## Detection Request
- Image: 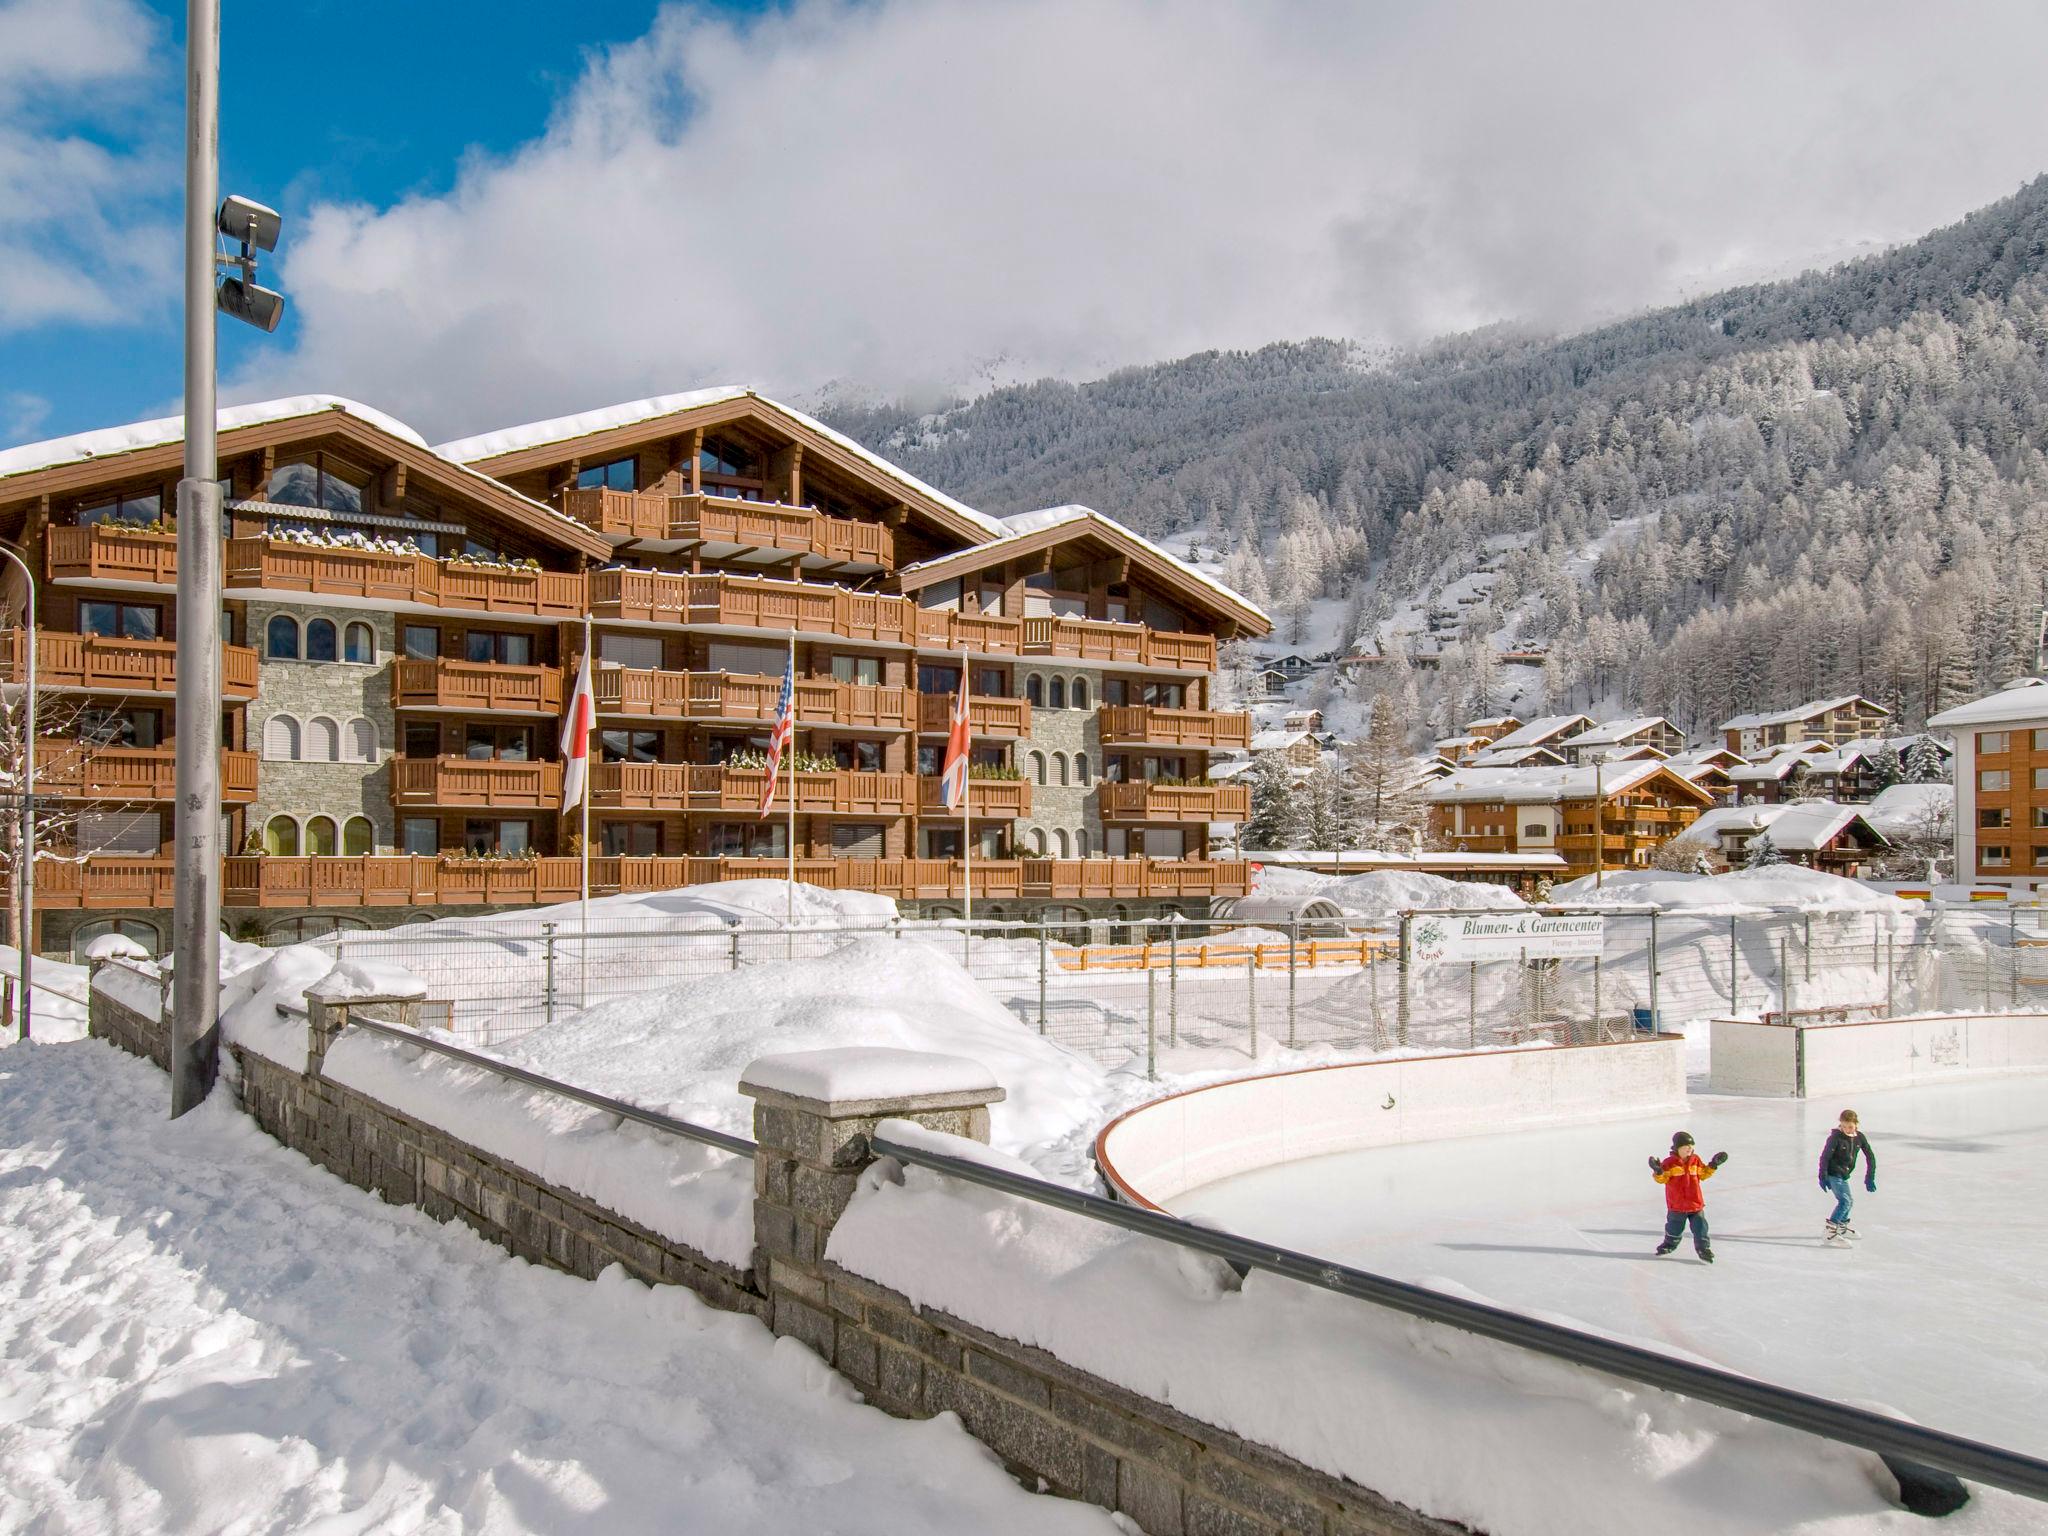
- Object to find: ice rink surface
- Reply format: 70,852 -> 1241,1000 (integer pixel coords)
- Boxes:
1175,1073 -> 2048,1458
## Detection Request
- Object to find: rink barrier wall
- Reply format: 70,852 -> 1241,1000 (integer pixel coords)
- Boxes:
87,970 -> 1456,1536
1094,1035 -> 1689,1209
1711,1011 -> 2048,1097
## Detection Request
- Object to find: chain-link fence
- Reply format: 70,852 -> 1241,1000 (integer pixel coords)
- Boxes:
287,901 -> 2048,1064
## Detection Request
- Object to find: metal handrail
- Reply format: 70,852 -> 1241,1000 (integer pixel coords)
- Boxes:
279,1003 -> 757,1157
870,1131 -> 2048,1506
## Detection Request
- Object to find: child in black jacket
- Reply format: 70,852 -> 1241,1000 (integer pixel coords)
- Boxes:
1819,1109 -> 1876,1242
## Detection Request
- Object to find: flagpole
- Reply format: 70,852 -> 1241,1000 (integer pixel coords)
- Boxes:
962,676 -> 973,941
580,614 -> 592,935
786,629 -> 796,929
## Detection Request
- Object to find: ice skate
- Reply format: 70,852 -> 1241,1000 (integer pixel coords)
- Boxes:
1696,1248 -> 1714,1263
1654,1239 -> 1678,1256
1835,1224 -> 1859,1241
1824,1222 -> 1847,1243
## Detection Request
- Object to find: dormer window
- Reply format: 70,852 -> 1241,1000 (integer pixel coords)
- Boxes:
576,457 -> 637,492
269,453 -> 366,515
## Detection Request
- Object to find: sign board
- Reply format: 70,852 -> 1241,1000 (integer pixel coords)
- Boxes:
1409,911 -> 1604,964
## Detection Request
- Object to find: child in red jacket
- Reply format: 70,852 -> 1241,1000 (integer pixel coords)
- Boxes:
1649,1131 -> 1727,1262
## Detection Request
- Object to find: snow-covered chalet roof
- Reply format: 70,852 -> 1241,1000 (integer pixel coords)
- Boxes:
1466,745 -> 1565,769
1425,760 -> 1690,805
1863,782 -> 1954,838
1483,714 -> 1594,752
1928,678 -> 2048,729
1720,695 -> 1889,731
433,386 -> 1005,538
1676,801 -> 1884,853
1556,716 -> 1676,749
1250,730 -> 1311,752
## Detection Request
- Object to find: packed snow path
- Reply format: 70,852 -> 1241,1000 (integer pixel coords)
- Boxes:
0,1039 -> 1115,1535
1179,1075 -> 2048,1459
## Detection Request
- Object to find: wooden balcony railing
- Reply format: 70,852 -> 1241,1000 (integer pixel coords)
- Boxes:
588,570 -> 919,646
1097,705 -> 1250,750
1021,616 -> 1216,671
558,487 -> 671,541
225,539 -> 584,617
916,775 -> 1031,818
46,524 -> 180,585
595,668 -> 915,729
681,766 -> 919,816
36,745 -> 257,802
1096,780 -> 1251,823
0,629 -> 258,698
36,856 -> 179,909
913,608 -> 1025,656
391,659 -> 565,714
916,692 -> 1032,737
670,494 -> 896,570
390,756 -> 562,809
1019,858 -> 1254,900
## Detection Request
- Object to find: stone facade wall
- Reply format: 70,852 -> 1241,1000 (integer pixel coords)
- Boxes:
246,600 -> 397,854
83,985 -> 1441,1536
1018,663 -> 1105,861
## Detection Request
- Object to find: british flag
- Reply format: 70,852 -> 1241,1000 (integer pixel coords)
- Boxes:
939,674 -> 971,812
757,654 -> 796,817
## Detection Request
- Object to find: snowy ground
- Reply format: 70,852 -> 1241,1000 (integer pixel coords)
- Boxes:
1176,1074 -> 2048,1459
0,1038 -> 1115,1535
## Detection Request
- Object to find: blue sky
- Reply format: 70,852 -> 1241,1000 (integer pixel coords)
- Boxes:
5,0 -> 2048,450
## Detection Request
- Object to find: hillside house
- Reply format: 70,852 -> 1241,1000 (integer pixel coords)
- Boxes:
1424,761 -> 1715,878
1929,678 -> 2048,891
1674,802 -> 1891,877
1556,717 -> 1687,763
1720,695 -> 1893,755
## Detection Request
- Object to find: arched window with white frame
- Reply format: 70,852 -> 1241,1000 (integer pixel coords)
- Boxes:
1071,677 -> 1089,709
1054,751 -> 1070,786
344,622 -> 374,664
306,816 -> 338,856
1025,674 -> 1043,707
342,816 -> 373,856
306,618 -> 338,663
266,615 -> 300,660
262,713 -> 301,761
1029,750 -> 1047,785
1049,676 -> 1067,710
306,715 -> 341,763
1075,752 -> 1090,785
1030,827 -> 1047,855
1054,828 -> 1071,857
263,815 -> 299,856
345,717 -> 378,763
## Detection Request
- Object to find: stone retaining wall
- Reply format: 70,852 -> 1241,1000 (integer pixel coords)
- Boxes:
88,978 -> 1460,1536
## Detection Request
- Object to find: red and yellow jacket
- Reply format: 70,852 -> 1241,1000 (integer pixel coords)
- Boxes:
1653,1152 -> 1715,1213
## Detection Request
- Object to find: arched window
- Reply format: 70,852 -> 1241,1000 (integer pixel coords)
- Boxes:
1076,829 -> 1089,856
1030,828 -> 1047,855
1029,750 -> 1046,785
1025,674 -> 1043,707
345,717 -> 377,763
70,917 -> 162,961
262,713 -> 301,761
1075,752 -> 1090,785
1072,677 -> 1089,709
342,816 -> 373,856
1054,829 -> 1071,857
306,716 -> 340,763
306,618 -> 338,662
265,614 -> 300,660
306,816 -> 338,856
1049,676 -> 1067,710
263,815 -> 299,856
344,622 -> 374,664
1054,752 -> 1070,786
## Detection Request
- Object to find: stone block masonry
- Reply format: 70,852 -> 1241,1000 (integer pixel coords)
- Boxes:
87,984 -> 1460,1536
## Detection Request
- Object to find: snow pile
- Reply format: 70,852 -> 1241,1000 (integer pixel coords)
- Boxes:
0,946 -> 91,1041
500,938 -> 1105,1168
833,1128 -> 2036,1536
1552,866 -> 1913,914
303,958 -> 430,1004
436,878 -> 902,932
1317,870 -> 1527,918
741,1047 -> 998,1104
82,932 -> 149,962
87,959 -> 161,1023
1864,783 -> 1952,839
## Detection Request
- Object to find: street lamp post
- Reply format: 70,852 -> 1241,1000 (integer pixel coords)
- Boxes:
0,549 -> 34,1040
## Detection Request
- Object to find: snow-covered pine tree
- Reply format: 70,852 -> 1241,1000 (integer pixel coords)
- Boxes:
1867,743 -> 1905,792
1743,831 -> 1785,869
1245,754 -> 1302,850
1904,736 -> 1950,784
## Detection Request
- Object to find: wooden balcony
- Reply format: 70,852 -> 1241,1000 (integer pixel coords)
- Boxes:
596,668 -> 915,730
588,570 -> 917,646
225,539 -> 584,617
36,745 -> 257,803
1098,705 -> 1249,750
1022,616 -> 1215,672
558,487 -> 671,541
36,856 -> 178,909
392,659 -> 565,714
916,692 -> 1032,737
916,775 -> 1031,818
1097,780 -> 1251,823
390,756 -> 562,809
46,524 -> 179,586
1020,858 -> 1254,900
680,766 -> 919,816
0,629 -> 258,699
669,494 -> 895,570
914,608 -> 1024,656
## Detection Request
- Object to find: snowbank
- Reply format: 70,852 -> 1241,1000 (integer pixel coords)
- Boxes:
1551,866 -> 1912,914
1251,864 -> 1526,919
1864,783 -> 1952,839
423,878 -> 901,933
500,938 -> 1105,1168
217,944 -> 421,1073
0,946 -> 91,1041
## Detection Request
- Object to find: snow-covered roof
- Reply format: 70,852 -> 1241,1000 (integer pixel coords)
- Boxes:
1928,678 -> 2048,729
900,503 -> 1273,632
1483,713 -> 1593,752
433,386 -> 1005,538
0,395 -> 428,481
1425,760 -> 1685,805
1863,782 -> 1954,838
1720,695 -> 1889,731
1248,849 -> 1567,870
1434,735 -> 1483,749
1465,745 -> 1566,769
1464,715 -> 1521,731
1727,753 -> 1816,783
1250,730 -> 1311,751
0,394 -> 603,550
1556,716 -> 1675,749
1676,801 -> 1883,853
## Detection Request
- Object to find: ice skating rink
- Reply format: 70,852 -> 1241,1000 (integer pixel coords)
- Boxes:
1174,1073 -> 2048,1456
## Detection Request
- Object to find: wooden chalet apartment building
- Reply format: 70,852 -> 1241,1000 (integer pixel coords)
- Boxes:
0,390 -> 1267,955
1425,760 -> 1716,879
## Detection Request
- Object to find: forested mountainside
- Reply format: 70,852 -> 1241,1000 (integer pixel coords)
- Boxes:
825,177 -> 2048,735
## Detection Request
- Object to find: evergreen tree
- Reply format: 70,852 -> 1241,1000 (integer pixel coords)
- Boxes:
1245,754 -> 1301,850
1867,743 -> 1905,791
1904,736 -> 1950,784
1743,831 -> 1785,869
1298,764 -> 1347,850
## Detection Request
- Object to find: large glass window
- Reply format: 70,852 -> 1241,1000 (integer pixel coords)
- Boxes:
342,817 -> 373,856
918,664 -> 961,696
344,623 -> 374,664
466,630 -> 534,666
403,721 -> 440,759
699,439 -> 753,479
601,821 -> 660,856
600,729 -> 660,763
76,491 -> 162,527
1980,731 -> 2012,754
463,818 -> 531,855
269,454 -> 365,514
81,601 -> 162,640
80,708 -> 160,749
265,614 -> 300,659
306,617 -> 338,662
832,655 -> 883,686
576,457 -> 638,492
401,817 -> 438,855
706,822 -> 786,857
833,740 -> 883,772
972,667 -> 1005,697
464,723 -> 532,761
403,624 -> 439,660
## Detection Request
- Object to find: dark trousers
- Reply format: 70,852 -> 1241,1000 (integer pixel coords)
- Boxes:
1662,1209 -> 1710,1250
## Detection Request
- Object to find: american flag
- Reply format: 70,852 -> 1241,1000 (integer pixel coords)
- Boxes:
757,653 -> 796,817
939,673 -> 971,811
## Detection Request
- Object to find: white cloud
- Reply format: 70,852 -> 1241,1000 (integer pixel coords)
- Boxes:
238,0 -> 2048,438
0,0 -> 174,331
0,389 -> 48,442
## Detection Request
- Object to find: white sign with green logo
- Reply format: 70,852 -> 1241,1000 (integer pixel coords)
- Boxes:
1409,911 -> 1605,963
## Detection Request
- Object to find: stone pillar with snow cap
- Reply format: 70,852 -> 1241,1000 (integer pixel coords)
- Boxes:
302,960 -> 429,1076
740,1047 -> 1004,1361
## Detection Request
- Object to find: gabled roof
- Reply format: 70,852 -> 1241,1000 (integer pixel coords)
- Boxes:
1425,760 -> 1713,807
1928,678 -> 2048,729
1676,801 -> 1887,853
1484,713 -> 1594,752
1466,744 -> 1567,769
0,395 -> 609,559
1250,730 -> 1312,751
434,387 -> 1003,547
1557,716 -> 1678,750
1720,695 -> 1891,731
895,505 -> 1272,636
